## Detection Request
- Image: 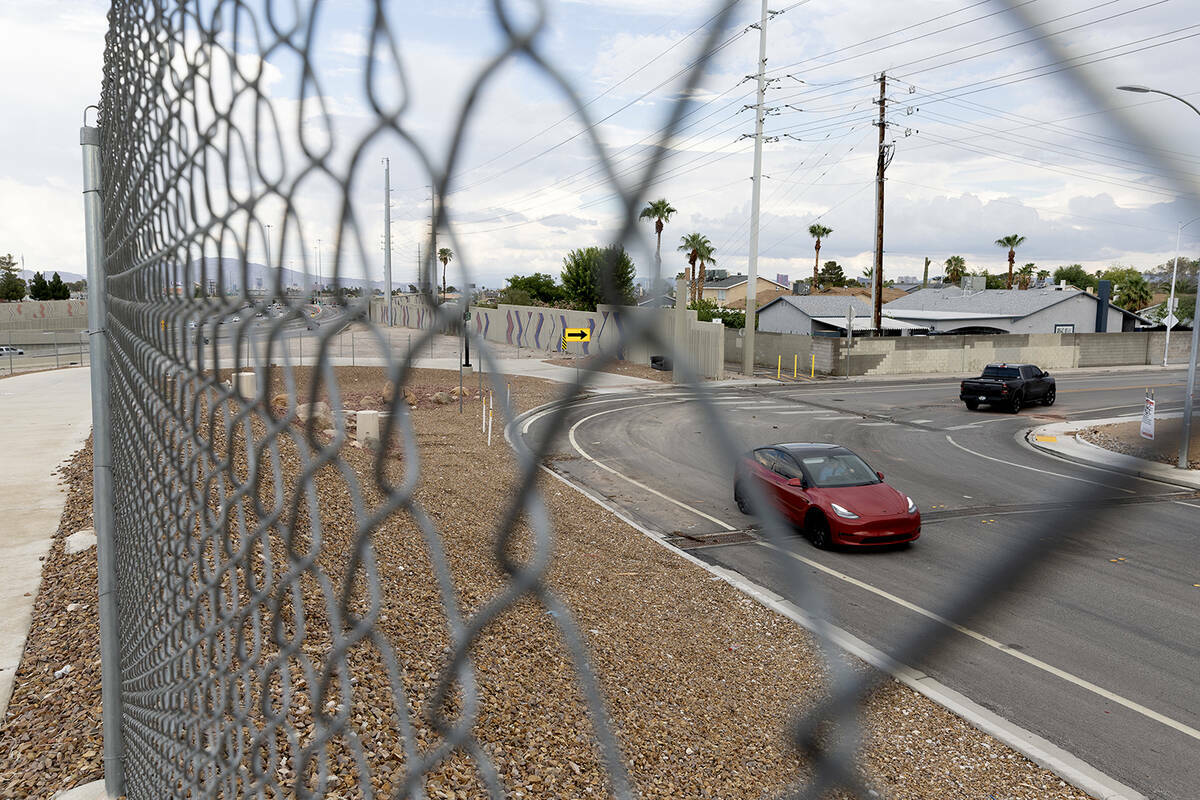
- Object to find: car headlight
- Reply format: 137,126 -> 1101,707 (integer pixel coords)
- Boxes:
907,496 -> 918,514
831,503 -> 859,519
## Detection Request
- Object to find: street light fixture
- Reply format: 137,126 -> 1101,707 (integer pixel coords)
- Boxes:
1118,84 -> 1200,469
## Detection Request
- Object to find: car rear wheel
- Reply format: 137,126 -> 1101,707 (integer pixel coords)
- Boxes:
1007,392 -> 1023,414
807,513 -> 832,549
1042,387 -> 1056,406
733,481 -> 751,515
964,400 -> 979,411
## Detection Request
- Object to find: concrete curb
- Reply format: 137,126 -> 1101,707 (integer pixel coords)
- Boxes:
51,780 -> 110,799
1025,413 -> 1200,491
507,404 -> 1147,800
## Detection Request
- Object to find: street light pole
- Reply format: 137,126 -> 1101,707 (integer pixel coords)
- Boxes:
1118,85 -> 1200,468
1163,215 -> 1200,367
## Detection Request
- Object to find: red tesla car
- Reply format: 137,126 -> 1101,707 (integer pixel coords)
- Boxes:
734,443 -> 920,548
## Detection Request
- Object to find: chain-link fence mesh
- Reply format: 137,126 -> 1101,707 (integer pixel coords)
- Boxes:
89,1 -> 1196,798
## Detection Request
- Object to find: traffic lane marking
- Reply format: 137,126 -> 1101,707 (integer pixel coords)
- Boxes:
945,435 -> 1136,494
760,540 -> 1200,744
1066,402 -> 1182,416
1059,382 -> 1183,394
567,403 -> 737,532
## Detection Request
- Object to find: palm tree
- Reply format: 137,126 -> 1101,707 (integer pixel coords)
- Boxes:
678,233 -> 715,303
1037,269 -> 1051,284
639,199 -> 677,287
1116,274 -> 1153,311
1016,262 -> 1035,290
437,248 -> 453,302
944,255 -> 967,285
808,223 -> 833,290
994,234 -> 1027,289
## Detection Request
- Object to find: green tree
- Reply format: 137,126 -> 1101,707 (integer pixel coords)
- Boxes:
48,272 -> 70,300
994,234 -> 1026,289
0,254 -> 25,301
1036,269 -> 1051,284
677,233 -> 715,303
944,255 -> 967,285
1016,262 -> 1036,290
28,271 -> 50,300
561,245 -> 636,311
808,223 -> 833,290
1110,273 -> 1153,311
638,198 -> 677,282
437,248 -> 453,303
688,298 -> 745,329
504,272 -> 564,305
1053,264 -> 1098,291
818,260 -> 848,287
971,269 -> 1006,290
497,287 -> 532,306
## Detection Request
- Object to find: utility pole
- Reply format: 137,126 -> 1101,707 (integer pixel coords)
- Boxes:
430,187 -> 438,303
315,237 -> 322,298
383,158 -> 393,326
742,0 -> 770,377
922,256 -> 930,288
872,72 -> 890,332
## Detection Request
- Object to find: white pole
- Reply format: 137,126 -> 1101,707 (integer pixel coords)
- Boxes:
741,0 -> 769,377
1163,221 -> 1181,367
383,157 -> 393,326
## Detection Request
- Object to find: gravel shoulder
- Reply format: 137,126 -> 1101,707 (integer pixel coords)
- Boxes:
1079,416 -> 1200,470
543,357 -> 674,383
0,366 -> 1096,799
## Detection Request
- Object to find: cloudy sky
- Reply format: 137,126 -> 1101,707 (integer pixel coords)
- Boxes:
2,0 -> 1199,291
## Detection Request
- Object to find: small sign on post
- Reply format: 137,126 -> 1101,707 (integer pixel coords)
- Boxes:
1140,389 -> 1156,440
563,327 -> 590,343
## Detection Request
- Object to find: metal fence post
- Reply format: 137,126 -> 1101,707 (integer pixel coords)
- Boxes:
81,120 -> 125,796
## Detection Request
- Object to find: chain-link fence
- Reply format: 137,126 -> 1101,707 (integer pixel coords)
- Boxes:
82,1 -> 1196,798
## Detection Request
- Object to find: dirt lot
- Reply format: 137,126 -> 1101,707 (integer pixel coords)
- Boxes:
543,356 -> 673,383
0,366 -> 1094,799
1080,416 -> 1200,470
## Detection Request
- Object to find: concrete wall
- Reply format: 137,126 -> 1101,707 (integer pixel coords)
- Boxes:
0,300 -> 89,331
726,328 -> 814,374
372,295 -> 725,378
731,328 -> 1195,376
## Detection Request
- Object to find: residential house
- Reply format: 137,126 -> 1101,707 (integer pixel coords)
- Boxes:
701,274 -> 789,308
756,294 -> 925,336
882,287 -> 1144,334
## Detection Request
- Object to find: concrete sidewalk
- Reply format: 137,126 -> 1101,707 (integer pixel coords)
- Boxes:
0,368 -> 93,716
1025,412 -> 1200,491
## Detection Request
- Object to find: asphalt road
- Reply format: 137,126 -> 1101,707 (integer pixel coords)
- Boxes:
520,368 -> 1199,800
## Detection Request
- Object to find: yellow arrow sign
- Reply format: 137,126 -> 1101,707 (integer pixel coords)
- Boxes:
563,327 -> 590,342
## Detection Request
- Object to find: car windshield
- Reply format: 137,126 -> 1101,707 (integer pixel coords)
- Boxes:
800,454 -> 880,488
982,366 -> 1020,379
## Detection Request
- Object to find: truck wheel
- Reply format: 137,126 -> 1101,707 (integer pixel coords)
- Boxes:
964,400 -> 979,411
1042,387 -> 1056,406
1007,393 -> 1023,414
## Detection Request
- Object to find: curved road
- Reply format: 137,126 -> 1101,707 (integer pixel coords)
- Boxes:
520,368 -> 1198,800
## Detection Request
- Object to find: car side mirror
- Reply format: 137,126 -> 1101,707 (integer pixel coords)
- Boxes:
1042,370 -> 1050,376
787,477 -> 807,488
876,471 -> 885,480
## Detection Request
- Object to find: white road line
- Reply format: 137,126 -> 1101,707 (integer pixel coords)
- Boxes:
733,405 -> 795,411
945,418 -> 1013,431
945,435 -> 1135,494
1175,501 -> 1200,510
567,405 -> 737,532
772,410 -> 829,415
910,418 -> 933,424
815,416 -> 848,421
858,421 -> 894,426
1067,402 -> 1183,416
761,540 -> 1200,744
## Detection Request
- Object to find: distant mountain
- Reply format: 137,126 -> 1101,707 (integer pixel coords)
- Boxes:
191,257 -> 385,292
19,269 -> 85,283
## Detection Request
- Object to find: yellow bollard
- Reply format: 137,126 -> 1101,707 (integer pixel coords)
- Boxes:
793,354 -> 797,378
776,355 -> 781,379
811,353 -> 816,378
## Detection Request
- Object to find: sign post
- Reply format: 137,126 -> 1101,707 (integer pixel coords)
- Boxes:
1140,389 -> 1156,440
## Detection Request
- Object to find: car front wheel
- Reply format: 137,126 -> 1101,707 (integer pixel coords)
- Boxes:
734,481 -> 751,515
807,512 -> 832,549
1042,387 -> 1056,406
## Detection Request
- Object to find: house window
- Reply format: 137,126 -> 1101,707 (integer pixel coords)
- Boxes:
1053,324 -> 1074,334
717,289 -> 726,301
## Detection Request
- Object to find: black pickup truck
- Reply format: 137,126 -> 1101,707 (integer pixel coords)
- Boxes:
960,363 -> 1056,413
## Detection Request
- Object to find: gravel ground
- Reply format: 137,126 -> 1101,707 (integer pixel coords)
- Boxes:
1079,417 -> 1200,470
0,366 -> 1096,799
543,357 -> 674,383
